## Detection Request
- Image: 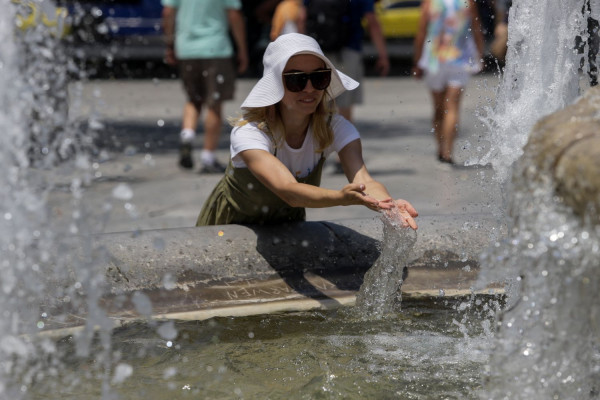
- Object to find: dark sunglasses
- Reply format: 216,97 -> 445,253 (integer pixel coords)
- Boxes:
282,69 -> 332,92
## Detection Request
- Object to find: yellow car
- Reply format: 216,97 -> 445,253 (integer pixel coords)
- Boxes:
12,0 -> 70,38
374,0 -> 422,39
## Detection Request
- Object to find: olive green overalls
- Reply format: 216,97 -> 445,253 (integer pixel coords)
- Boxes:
196,154 -> 326,226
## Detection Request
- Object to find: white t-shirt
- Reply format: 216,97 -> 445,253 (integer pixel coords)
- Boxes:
230,114 -> 360,178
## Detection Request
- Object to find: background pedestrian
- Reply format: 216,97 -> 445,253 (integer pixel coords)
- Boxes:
162,0 -> 248,172
412,0 -> 484,165
270,0 -> 305,40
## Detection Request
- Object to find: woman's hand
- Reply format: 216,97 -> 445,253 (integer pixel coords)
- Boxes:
385,199 -> 419,230
341,183 -> 394,210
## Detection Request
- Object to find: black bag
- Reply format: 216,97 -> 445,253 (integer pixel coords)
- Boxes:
305,0 -> 351,52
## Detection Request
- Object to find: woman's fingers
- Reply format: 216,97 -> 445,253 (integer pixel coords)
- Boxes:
395,199 -> 419,217
385,207 -> 418,230
342,186 -> 416,217
381,199 -> 419,230
342,184 -> 387,209
402,212 -> 418,230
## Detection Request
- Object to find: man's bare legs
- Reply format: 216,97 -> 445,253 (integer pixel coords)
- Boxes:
179,100 -> 225,172
431,86 -> 463,163
203,103 -> 222,153
182,101 -> 200,133
179,101 -> 201,169
200,103 -> 225,171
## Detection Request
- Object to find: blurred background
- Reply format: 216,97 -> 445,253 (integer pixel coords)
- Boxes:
14,0 -> 498,79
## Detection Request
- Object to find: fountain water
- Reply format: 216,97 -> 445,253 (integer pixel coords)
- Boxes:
0,2 -> 117,398
475,0 -> 600,398
1,0 -> 599,398
354,213 -> 417,317
475,0 -> 590,181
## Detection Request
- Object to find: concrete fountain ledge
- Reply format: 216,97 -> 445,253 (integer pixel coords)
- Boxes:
524,85 -> 600,221
41,214 -> 505,337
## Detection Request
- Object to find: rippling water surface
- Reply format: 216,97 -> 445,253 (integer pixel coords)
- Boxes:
30,296 -> 501,399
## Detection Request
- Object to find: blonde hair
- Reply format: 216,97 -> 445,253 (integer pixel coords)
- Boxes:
230,90 -> 337,153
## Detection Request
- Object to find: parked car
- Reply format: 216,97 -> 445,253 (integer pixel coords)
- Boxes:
64,0 -> 164,62
374,0 -> 421,39
374,0 -> 496,40
12,0 -> 70,38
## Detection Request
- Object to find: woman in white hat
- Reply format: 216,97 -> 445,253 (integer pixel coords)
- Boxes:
197,33 -> 418,229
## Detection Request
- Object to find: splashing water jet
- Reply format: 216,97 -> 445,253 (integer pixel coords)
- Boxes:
476,0 -> 600,398
0,3 -> 115,398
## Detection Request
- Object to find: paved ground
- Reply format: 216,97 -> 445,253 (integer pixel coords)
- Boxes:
60,72 -> 504,234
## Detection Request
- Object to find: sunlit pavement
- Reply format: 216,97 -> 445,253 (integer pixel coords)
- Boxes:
62,73 -> 504,234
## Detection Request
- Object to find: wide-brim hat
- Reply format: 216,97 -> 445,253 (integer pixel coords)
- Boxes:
241,33 -> 359,109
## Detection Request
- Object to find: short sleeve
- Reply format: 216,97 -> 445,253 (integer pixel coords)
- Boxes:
328,114 -> 361,156
224,0 -> 242,10
230,123 -> 274,167
161,0 -> 178,7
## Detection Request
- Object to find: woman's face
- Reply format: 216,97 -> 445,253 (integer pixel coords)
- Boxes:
280,54 -> 328,117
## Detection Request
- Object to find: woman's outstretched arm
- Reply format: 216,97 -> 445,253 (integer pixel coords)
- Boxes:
239,148 -> 388,210
338,139 -> 419,229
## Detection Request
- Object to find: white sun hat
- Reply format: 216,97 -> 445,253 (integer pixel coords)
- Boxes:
240,33 -> 359,109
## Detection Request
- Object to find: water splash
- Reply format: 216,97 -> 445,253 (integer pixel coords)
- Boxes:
355,213 -> 417,317
475,0 -> 589,183
475,1 -> 600,398
479,152 -> 600,399
0,2 -> 113,398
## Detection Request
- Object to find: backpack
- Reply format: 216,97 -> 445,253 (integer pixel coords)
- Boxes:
305,0 -> 351,52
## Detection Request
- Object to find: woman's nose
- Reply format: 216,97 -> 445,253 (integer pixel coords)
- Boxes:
303,79 -> 316,92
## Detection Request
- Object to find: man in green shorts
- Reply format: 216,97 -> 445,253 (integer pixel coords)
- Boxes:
162,0 -> 248,172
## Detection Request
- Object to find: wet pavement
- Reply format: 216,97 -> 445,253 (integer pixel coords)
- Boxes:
63,73 -> 504,234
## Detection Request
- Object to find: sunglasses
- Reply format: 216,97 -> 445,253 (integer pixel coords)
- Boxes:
282,69 -> 332,92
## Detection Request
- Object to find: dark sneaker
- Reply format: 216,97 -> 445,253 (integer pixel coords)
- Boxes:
179,143 -> 194,169
438,155 -> 455,165
199,159 -> 226,174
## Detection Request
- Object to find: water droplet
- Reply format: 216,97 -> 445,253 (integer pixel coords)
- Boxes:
132,292 -> 153,316
163,367 -> 177,379
157,321 -> 178,340
112,183 -> 133,200
111,363 -> 133,385
163,273 -> 176,290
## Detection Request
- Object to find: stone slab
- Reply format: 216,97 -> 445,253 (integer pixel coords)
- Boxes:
38,214 -> 505,338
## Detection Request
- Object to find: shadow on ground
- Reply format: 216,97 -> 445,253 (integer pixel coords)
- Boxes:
90,117 -> 433,155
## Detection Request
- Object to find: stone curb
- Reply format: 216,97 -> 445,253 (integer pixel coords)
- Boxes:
92,213 -> 504,294
36,213 -> 506,337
